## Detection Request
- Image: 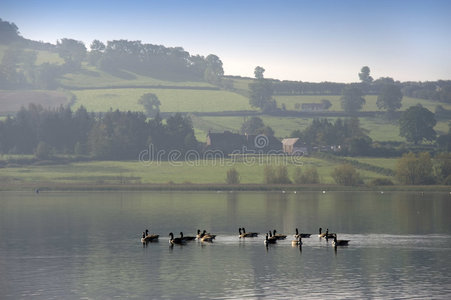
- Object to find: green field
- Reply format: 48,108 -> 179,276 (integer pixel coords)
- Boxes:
72,88 -> 253,113
274,94 -> 451,112
0,156 -> 392,187
60,64 -> 216,89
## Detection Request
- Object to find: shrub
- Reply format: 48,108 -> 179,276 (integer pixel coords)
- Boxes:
331,164 -> 362,186
396,152 -> 435,185
35,142 -> 53,160
264,165 -> 291,184
293,166 -> 319,184
226,168 -> 240,184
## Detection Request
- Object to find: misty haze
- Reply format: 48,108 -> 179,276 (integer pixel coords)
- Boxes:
1,1 -> 451,299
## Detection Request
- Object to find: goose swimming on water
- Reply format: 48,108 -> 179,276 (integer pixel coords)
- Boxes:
294,228 -> 311,239
169,232 -> 186,245
332,234 -> 350,247
239,227 -> 258,238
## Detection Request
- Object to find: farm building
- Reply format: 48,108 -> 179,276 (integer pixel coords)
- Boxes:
281,138 -> 308,155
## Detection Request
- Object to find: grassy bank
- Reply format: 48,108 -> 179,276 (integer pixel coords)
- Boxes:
0,156 -> 394,189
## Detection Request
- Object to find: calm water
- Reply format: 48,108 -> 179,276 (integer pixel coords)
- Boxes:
1,190 -> 451,299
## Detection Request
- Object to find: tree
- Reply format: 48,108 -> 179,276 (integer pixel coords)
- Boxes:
340,86 -> 365,113
35,141 -> 53,160
396,152 -> 434,185
358,66 -> 373,83
331,164 -> 362,186
254,66 -> 265,80
264,165 -> 291,184
88,39 -> 105,66
138,93 -> 161,118
321,99 -> 332,110
248,80 -> 276,112
377,84 -> 403,116
57,38 -> 87,70
434,152 -> 451,184
240,117 -> 274,136
226,168 -> 240,184
204,54 -> 224,84
0,18 -> 21,44
399,104 -> 436,144
293,166 -> 319,184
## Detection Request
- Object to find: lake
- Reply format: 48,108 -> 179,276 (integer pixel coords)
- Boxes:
1,190 -> 451,299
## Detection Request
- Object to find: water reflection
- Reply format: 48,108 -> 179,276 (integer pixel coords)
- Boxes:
1,191 -> 451,299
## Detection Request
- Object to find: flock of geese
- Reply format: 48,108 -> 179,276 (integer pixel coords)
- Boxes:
141,227 -> 350,248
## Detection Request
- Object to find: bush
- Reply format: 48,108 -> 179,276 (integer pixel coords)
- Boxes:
35,142 -> 53,160
226,168 -> 240,184
331,164 -> 363,186
264,165 -> 291,184
396,152 -> 435,185
293,166 -> 319,184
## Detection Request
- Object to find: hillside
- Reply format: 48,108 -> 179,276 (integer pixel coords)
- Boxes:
1,18 -> 450,145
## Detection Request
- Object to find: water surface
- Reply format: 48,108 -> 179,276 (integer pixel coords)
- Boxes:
1,191 -> 450,299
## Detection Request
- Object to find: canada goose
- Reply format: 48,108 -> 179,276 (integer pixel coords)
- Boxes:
264,233 -> 277,244
292,236 -> 302,246
196,229 -> 203,239
180,232 -> 196,242
141,229 -> 159,243
273,229 -> 287,240
169,232 -> 186,245
318,227 -> 334,239
200,232 -> 215,242
324,228 -> 335,240
332,234 -> 350,247
239,227 -> 258,238
201,230 -> 216,240
294,228 -> 311,239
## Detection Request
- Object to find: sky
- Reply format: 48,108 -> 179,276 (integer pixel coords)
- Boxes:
1,0 -> 450,83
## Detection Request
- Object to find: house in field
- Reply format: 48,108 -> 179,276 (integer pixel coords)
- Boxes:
281,138 -> 308,155
206,131 -> 282,154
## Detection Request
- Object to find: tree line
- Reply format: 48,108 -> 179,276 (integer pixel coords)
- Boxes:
0,18 -> 224,90
0,104 -> 199,160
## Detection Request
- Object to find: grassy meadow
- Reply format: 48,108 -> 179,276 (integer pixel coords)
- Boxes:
1,46 -> 450,190
274,94 -> 451,112
60,65 -> 216,89
0,155 -> 392,189
71,88 -> 253,113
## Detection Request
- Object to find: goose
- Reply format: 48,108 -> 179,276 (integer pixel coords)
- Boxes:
169,232 -> 186,245
324,228 -> 336,240
141,229 -> 159,243
201,230 -> 216,240
332,234 -> 350,247
196,229 -> 203,239
200,233 -> 215,243
273,229 -> 287,240
239,227 -> 258,238
264,233 -> 277,244
294,228 -> 311,239
292,236 -> 302,246
318,227 -> 334,238
180,232 -> 196,242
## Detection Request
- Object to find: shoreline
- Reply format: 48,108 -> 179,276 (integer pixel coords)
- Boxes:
1,182 -> 450,192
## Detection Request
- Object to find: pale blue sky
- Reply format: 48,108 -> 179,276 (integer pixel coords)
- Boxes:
1,0 -> 450,82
